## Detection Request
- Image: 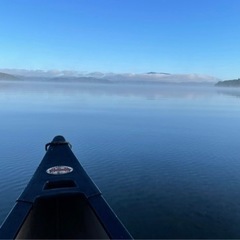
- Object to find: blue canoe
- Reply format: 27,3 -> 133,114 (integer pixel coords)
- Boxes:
0,136 -> 132,239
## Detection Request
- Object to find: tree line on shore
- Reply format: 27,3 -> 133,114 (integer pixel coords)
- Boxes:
215,78 -> 240,87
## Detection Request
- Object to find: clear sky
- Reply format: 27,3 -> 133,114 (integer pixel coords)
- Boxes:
0,0 -> 239,79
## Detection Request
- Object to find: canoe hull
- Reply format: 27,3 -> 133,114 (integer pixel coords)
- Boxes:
0,136 -> 132,239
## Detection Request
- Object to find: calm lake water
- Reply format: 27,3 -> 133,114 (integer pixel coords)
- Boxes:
1,80 -> 240,239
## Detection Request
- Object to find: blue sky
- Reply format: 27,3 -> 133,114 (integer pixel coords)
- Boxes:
0,0 -> 239,79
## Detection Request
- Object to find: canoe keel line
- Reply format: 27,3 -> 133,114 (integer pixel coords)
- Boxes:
0,136 -> 132,239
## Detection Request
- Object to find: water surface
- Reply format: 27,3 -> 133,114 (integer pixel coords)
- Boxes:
0,81 -> 240,238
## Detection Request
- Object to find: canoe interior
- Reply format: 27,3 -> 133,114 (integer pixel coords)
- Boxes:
15,193 -> 109,239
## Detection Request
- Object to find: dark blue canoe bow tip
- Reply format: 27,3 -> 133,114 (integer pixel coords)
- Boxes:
0,136 -> 132,239
53,135 -> 66,142
45,135 -> 72,151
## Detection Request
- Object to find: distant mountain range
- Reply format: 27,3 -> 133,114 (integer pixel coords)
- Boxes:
50,76 -> 111,83
0,72 -> 19,80
215,78 -> 240,87
147,72 -> 171,75
0,69 -> 220,85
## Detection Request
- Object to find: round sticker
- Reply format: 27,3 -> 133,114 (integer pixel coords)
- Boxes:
46,166 -> 73,175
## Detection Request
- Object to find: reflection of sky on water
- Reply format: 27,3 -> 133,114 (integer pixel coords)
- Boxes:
1,81 -> 240,114
217,87 -> 240,99
0,82 -> 229,106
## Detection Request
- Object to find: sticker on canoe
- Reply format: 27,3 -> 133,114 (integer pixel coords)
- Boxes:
46,166 -> 73,175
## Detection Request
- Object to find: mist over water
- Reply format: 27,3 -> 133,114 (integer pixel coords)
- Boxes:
1,81 -> 240,238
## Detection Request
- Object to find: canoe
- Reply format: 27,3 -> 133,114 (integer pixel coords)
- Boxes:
0,136 -> 132,239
